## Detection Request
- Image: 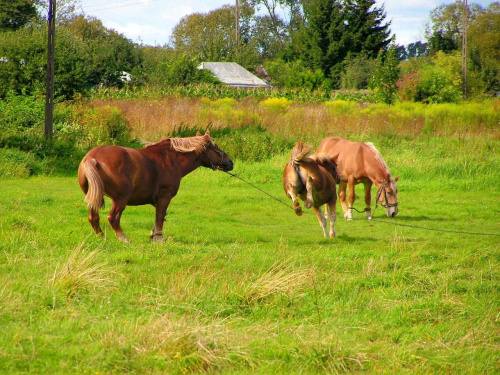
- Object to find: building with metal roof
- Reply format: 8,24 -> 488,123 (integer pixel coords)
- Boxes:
198,62 -> 270,88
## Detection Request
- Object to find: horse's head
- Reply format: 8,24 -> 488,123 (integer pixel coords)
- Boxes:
199,131 -> 234,172
377,176 -> 399,217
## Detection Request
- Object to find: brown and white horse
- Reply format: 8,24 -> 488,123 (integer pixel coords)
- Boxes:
316,137 -> 399,220
283,142 -> 340,238
78,131 -> 233,242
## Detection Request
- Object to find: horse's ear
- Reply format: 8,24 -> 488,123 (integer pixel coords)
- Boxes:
196,131 -> 202,136
203,130 -> 211,141
395,175 -> 400,181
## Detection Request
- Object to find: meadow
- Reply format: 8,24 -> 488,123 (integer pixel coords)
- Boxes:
0,96 -> 499,374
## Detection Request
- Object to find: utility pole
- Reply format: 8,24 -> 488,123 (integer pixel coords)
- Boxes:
235,0 -> 240,49
462,0 -> 468,101
45,0 -> 56,139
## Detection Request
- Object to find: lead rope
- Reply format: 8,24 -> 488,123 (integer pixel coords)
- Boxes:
223,171 -> 500,237
224,171 -> 317,214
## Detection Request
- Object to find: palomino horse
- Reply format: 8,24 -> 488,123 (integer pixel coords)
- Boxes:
316,137 -> 399,220
78,131 -> 233,242
283,142 -> 340,238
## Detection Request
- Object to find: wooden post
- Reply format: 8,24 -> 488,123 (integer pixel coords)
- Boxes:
44,0 -> 56,139
462,0 -> 468,101
235,0 -> 240,47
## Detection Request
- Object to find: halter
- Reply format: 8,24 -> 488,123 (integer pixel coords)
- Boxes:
203,142 -> 227,170
376,179 -> 398,210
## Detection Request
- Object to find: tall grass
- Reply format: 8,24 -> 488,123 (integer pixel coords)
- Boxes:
87,97 -> 499,142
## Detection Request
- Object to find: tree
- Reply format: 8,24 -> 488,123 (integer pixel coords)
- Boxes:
426,1 -> 483,53
468,2 -> 500,93
36,0 -> 82,25
0,0 -> 38,31
295,0 -> 391,86
296,0 -> 347,82
345,0 -> 392,59
170,5 -> 258,66
370,46 -> 400,104
62,16 -> 142,87
0,26 -> 87,99
247,0 -> 303,47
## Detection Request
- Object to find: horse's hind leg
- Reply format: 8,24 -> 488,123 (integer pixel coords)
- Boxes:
312,206 -> 328,237
88,209 -> 103,236
286,183 -> 303,216
108,201 -> 130,243
326,203 -> 337,238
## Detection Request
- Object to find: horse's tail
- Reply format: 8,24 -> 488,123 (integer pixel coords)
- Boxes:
80,157 -> 104,212
290,141 -> 313,167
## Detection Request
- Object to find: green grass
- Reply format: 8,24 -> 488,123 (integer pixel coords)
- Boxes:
0,136 -> 499,374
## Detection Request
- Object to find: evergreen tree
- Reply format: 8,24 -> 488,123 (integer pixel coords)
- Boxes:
296,0 -> 347,83
345,0 -> 392,58
295,0 -> 391,86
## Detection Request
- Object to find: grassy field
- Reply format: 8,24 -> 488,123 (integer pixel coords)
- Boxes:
0,134 -> 499,373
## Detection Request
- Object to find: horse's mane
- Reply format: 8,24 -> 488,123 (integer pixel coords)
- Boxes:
145,136 -> 208,154
290,142 -> 314,167
364,142 -> 388,170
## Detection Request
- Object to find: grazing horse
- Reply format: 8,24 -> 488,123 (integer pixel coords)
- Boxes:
78,131 -> 233,242
283,142 -> 340,238
316,137 -> 399,220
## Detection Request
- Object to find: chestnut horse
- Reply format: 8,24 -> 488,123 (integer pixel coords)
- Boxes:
316,137 -> 399,220
283,142 -> 340,238
78,131 -> 233,242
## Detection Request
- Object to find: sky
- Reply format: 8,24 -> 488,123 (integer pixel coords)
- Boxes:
76,0 -> 497,47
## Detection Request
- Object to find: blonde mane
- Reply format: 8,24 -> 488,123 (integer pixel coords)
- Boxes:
365,142 -> 388,171
146,136 -> 208,154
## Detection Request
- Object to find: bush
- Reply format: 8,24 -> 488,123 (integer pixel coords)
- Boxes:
0,148 -> 41,177
171,124 -> 294,162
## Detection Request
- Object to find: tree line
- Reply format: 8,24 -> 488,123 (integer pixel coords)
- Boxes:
0,0 -> 498,103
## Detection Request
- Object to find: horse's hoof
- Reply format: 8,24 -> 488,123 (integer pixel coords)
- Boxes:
150,235 -> 164,242
305,201 -> 312,209
294,209 -> 303,216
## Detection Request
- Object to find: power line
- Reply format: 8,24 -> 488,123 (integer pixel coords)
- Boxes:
83,0 -> 163,13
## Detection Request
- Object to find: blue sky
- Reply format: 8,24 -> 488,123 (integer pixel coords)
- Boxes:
77,0 -> 497,47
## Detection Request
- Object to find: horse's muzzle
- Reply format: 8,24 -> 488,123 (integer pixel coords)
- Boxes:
221,160 -> 234,172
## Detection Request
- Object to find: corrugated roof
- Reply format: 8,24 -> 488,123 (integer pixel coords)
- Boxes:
198,62 -> 270,88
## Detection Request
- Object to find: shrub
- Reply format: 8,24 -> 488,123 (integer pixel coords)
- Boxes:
259,97 -> 291,112
79,106 -> 137,149
324,100 -> 360,115
0,148 -> 41,177
415,52 -> 463,103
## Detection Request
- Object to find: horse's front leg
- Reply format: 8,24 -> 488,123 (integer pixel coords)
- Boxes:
364,182 -> 373,220
305,176 -> 315,209
151,195 -> 174,242
339,181 -> 349,219
346,177 -> 356,220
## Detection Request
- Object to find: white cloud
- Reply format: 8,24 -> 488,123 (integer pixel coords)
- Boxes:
104,20 -> 171,45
